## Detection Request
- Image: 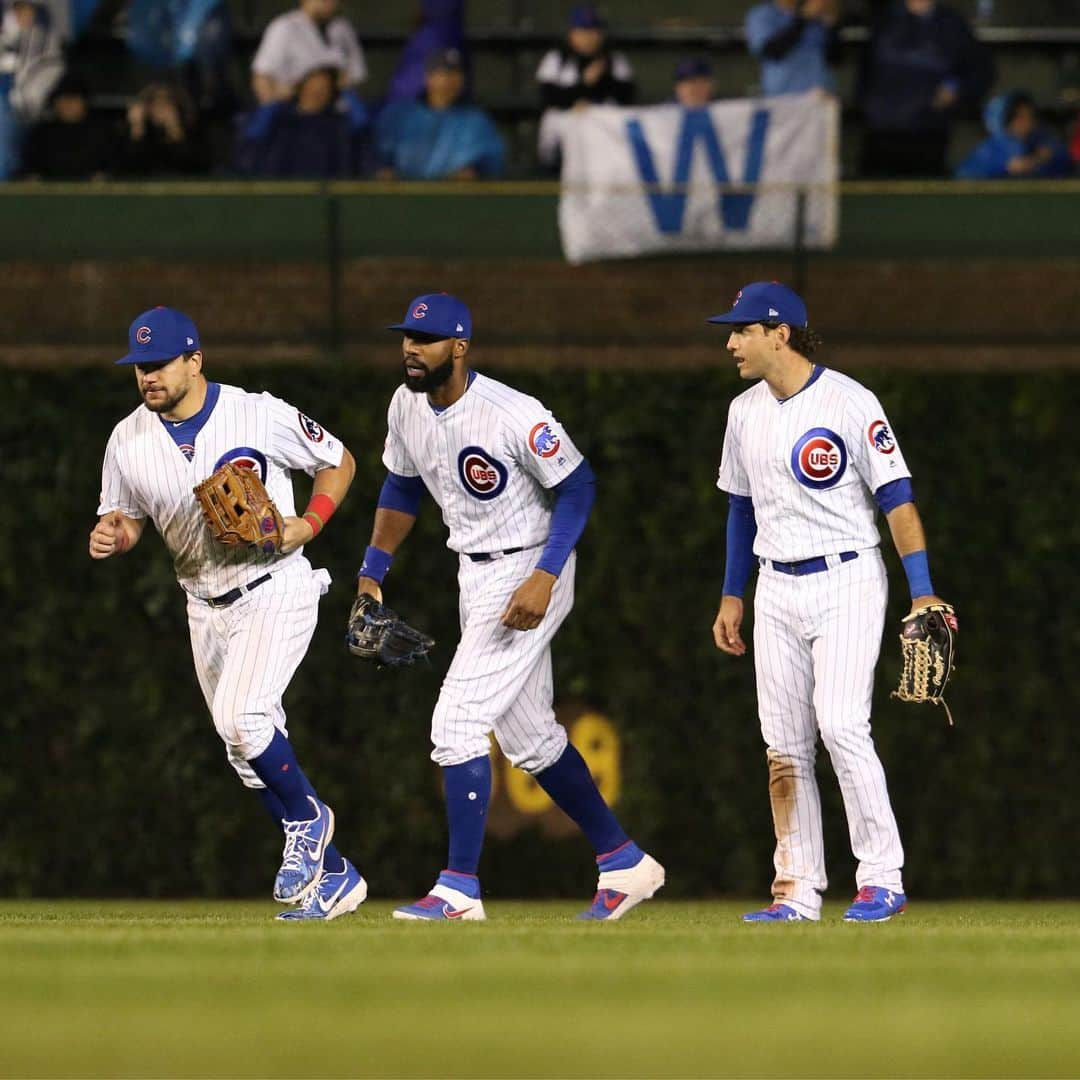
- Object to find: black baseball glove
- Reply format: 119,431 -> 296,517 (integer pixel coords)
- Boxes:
345,593 -> 435,668
890,603 -> 958,725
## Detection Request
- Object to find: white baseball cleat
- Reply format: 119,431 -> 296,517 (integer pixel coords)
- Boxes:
393,870 -> 487,921
580,844 -> 666,921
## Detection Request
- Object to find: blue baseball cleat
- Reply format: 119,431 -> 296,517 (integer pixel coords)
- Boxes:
579,842 -> 665,921
273,795 -> 335,904
393,870 -> 486,921
843,886 -> 907,922
742,903 -> 813,922
277,858 -> 368,922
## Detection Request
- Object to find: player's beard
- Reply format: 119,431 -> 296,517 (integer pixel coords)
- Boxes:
141,385 -> 189,415
403,355 -> 455,393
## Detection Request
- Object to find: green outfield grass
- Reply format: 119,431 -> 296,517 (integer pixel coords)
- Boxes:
1,900 -> 1079,1078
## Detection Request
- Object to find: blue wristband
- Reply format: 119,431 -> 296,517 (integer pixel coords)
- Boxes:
359,545 -> 393,585
901,550 -> 934,600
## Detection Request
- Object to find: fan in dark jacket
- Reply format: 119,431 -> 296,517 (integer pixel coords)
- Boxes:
114,81 -> 209,176
535,4 -> 635,168
19,74 -> 114,178
235,64 -> 367,177
858,0 -> 993,177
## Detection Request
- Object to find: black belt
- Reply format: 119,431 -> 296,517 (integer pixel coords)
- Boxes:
465,547 -> 525,563
765,551 -> 858,576
205,573 -> 271,608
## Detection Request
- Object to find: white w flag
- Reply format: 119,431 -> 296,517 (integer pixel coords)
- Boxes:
557,91 -> 838,264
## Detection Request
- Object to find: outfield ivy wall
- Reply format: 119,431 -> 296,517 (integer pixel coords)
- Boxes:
3,365 -> 1075,899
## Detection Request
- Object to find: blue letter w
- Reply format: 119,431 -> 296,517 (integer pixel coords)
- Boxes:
626,108 -> 771,234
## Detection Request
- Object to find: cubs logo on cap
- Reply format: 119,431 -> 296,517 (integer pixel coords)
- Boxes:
457,446 -> 507,500
791,428 -> 847,490
388,293 -> 472,340
706,282 -> 808,328
117,306 -> 201,365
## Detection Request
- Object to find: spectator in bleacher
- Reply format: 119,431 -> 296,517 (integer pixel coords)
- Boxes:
374,47 -> 504,180
744,0 -> 840,97
673,57 -> 716,109
115,82 -> 208,177
235,62 -> 367,177
858,0 -> 993,177
386,0 -> 467,106
251,0 -> 365,106
0,0 -> 64,177
18,73 -> 114,178
955,91 -> 1073,179
536,4 -> 635,168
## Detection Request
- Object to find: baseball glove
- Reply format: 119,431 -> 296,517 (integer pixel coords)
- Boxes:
891,603 -> 958,725
193,462 -> 284,555
345,593 -> 435,668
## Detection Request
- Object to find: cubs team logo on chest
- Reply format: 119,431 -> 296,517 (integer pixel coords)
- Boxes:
214,446 -> 269,483
458,446 -> 508,501
791,428 -> 847,490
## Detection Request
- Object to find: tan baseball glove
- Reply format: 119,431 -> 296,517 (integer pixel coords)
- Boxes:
891,603 -> 958,725
193,462 -> 284,554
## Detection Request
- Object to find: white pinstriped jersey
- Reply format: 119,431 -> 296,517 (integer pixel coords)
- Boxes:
98,383 -> 343,597
717,367 -> 911,561
382,372 -> 583,554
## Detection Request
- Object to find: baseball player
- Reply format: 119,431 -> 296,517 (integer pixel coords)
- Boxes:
354,292 -> 664,921
709,282 -> 951,923
90,306 -> 367,921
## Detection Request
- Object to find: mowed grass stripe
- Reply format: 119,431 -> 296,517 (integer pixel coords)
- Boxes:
1,901 -> 1079,1078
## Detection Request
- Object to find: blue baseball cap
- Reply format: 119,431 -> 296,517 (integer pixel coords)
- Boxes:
674,57 -> 712,82
387,293 -> 472,339
116,306 -> 200,365
706,282 -> 808,328
569,4 -> 605,29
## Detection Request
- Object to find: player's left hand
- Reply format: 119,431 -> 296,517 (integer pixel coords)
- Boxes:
910,594 -> 948,615
501,569 -> 556,632
279,516 -> 315,554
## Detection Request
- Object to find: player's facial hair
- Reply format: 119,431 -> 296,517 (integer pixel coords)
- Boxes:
403,352 -> 455,393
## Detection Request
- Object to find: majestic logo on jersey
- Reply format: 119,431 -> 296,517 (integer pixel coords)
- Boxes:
213,447 -> 269,484
135,325 -> 152,345
412,302 -> 428,319
528,422 -> 561,459
791,428 -> 847,490
458,446 -> 508,501
297,412 -> 325,443
868,419 -> 896,455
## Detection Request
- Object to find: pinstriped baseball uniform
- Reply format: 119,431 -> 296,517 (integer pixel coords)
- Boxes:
382,372 -> 583,772
98,383 -> 342,785
718,366 -> 909,918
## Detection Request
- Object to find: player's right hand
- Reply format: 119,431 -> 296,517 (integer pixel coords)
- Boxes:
355,576 -> 383,603
713,596 -> 747,656
89,510 -> 128,560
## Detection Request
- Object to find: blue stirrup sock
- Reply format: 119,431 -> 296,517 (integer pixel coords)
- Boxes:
443,756 -> 492,875
535,743 -> 630,856
248,730 -> 318,820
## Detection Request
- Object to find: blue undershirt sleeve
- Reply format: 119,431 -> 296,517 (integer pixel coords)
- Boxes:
874,477 -> 914,514
723,494 -> 758,598
536,459 -> 596,578
377,471 -> 426,516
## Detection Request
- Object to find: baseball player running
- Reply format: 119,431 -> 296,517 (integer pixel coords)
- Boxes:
709,282 -> 951,923
354,292 -> 664,921
90,306 -> 367,921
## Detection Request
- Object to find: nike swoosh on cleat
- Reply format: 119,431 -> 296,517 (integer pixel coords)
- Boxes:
445,905 -> 474,919
317,876 -> 350,914
602,892 -> 625,911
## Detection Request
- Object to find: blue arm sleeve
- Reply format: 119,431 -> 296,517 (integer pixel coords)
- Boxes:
377,471 -> 425,516
535,459 -> 596,577
874,477 -> 914,514
722,494 -> 758,598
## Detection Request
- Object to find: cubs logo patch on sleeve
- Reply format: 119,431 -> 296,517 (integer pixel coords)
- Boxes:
528,422 -> 561,459
298,412 -> 325,443
868,419 -> 896,455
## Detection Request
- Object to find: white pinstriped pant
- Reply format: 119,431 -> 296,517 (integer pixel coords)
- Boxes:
186,561 -> 331,788
431,548 -> 576,774
753,547 -> 903,917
